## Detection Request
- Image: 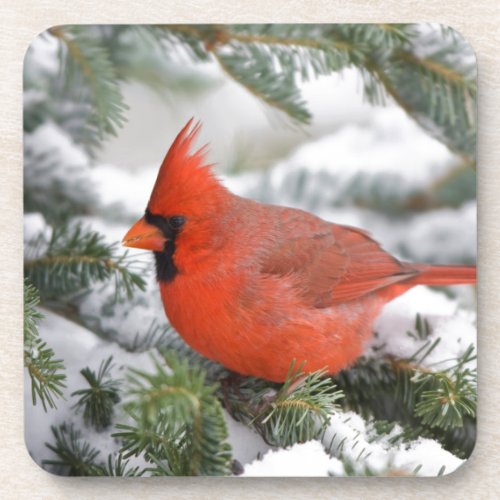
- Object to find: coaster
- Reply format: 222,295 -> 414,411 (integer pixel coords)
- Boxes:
23,24 -> 477,477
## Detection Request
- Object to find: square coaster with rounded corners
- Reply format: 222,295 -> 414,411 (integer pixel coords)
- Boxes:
23,23 -> 477,477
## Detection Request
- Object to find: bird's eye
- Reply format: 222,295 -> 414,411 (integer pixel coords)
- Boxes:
169,215 -> 186,230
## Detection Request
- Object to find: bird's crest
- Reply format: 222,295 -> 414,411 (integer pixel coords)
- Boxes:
147,118 -> 225,216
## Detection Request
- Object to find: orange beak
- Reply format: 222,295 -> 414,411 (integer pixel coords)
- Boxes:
122,216 -> 166,251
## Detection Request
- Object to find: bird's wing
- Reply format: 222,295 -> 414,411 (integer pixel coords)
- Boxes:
260,220 -> 417,307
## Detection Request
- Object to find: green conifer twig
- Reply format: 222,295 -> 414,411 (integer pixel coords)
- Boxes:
114,351 -> 232,476
24,279 -> 66,411
72,356 -> 121,431
25,224 -> 147,302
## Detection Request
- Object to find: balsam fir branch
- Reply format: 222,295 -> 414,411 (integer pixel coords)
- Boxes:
257,364 -> 344,446
162,24 -> 363,125
44,423 -> 104,476
119,320 -> 174,353
72,356 -> 121,431
27,24 -> 475,165
116,351 -> 232,476
24,279 -> 44,349
164,23 -> 365,80
217,362 -> 343,448
24,279 -> 66,411
114,412 -> 195,476
411,344 -> 477,429
213,46 -> 311,125
333,315 -> 477,457
372,43 -> 476,162
44,423 -> 144,476
116,320 -> 228,382
158,24 -> 475,161
329,24 -> 476,161
98,453 -> 144,477
50,26 -> 128,143
25,224 -> 147,302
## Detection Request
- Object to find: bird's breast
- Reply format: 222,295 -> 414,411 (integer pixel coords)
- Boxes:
157,267 -> 387,382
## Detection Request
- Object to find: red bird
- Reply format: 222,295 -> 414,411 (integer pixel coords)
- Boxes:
123,120 -> 476,382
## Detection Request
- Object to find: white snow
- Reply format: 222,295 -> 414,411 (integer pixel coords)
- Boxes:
87,163 -> 159,220
321,411 -> 464,477
24,122 -> 96,218
225,415 -> 270,466
242,441 -> 338,477
240,427 -> 461,478
24,212 -> 52,260
391,437 -> 464,477
369,286 -> 476,367
280,107 -> 456,185
25,30 -> 60,77
24,213 -> 50,242
25,121 -> 89,169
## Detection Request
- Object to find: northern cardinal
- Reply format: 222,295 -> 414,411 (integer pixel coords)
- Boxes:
123,119 -> 476,382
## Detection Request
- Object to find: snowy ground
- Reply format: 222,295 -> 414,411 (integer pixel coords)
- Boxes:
24,42 -> 476,476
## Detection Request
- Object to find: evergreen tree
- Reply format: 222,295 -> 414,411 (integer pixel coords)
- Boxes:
24,24 -> 476,476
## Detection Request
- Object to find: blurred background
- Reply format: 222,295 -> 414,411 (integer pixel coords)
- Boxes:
24,24 -> 476,267
23,24 -> 477,475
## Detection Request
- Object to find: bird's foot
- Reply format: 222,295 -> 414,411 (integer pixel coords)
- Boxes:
218,371 -> 244,411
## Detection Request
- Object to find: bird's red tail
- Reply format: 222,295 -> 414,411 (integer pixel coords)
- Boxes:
408,265 -> 476,286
